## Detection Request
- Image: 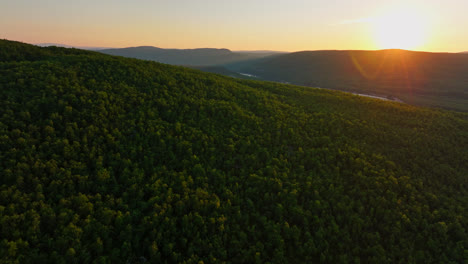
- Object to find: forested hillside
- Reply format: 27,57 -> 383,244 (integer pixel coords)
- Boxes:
1,40 -> 467,263
98,46 -> 280,66
227,49 -> 468,112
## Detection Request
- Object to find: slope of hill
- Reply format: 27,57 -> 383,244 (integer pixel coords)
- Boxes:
189,65 -> 260,79
1,40 -> 467,263
227,49 -> 468,112
98,46 -> 282,66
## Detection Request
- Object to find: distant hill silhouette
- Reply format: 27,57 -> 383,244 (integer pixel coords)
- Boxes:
227,49 -> 468,111
36,43 -> 112,50
99,46 -> 283,66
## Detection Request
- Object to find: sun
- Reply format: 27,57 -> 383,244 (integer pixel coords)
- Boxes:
373,9 -> 428,50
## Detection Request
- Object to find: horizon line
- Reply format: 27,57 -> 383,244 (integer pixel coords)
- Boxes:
27,40 -> 468,54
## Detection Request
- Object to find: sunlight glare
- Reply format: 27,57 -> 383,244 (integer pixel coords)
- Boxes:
373,9 -> 428,50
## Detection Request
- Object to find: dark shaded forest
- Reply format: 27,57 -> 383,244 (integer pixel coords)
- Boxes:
1,40 -> 467,263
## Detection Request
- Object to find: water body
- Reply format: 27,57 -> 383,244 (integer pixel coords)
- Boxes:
316,87 -> 404,103
239,73 -> 257,78
352,93 -> 404,103
236,74 -> 404,103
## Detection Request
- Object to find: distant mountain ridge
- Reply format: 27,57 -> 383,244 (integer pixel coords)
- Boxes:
227,49 -> 468,111
98,46 -> 283,66
90,44 -> 468,111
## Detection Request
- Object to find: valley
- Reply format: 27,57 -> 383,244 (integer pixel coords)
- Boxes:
97,47 -> 468,112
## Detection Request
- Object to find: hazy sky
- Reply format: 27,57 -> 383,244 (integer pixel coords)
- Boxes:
1,0 -> 467,52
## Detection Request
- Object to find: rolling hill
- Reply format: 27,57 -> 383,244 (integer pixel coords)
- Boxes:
99,46 -> 283,66
1,39 -> 467,263
226,49 -> 468,112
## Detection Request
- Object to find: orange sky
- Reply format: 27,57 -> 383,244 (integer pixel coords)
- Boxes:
1,0 -> 466,52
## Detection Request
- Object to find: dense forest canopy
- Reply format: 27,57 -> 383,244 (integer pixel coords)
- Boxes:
1,39 -> 467,263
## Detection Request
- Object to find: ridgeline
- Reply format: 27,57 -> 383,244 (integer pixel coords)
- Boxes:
226,49 -> 468,112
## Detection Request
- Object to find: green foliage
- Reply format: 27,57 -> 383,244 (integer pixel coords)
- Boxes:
1,40 -> 467,263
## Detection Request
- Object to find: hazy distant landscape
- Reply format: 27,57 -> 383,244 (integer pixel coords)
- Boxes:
227,49 -> 468,111
96,46 -> 468,112
98,46 -> 283,66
